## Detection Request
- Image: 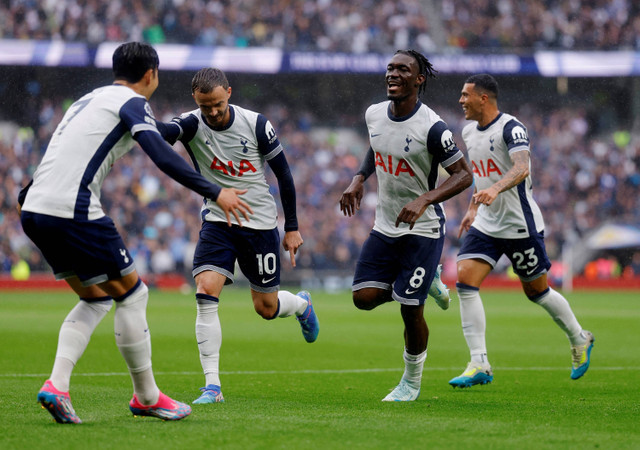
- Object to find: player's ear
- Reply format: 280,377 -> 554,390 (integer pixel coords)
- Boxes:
415,74 -> 425,88
227,86 -> 232,99
143,68 -> 154,85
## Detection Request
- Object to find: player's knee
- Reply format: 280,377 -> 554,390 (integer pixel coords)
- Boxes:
254,302 -> 278,319
522,274 -> 549,301
114,279 -> 148,308
456,264 -> 473,285
525,286 -> 550,302
353,291 -> 377,311
195,280 -> 216,296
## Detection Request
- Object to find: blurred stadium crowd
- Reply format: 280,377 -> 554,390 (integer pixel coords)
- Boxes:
1,0 -> 640,283
1,0 -> 639,52
2,93 -> 640,281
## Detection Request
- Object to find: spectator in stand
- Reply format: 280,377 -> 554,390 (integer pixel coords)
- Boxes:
3,0 -> 637,52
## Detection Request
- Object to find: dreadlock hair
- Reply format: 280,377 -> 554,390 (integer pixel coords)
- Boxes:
395,49 -> 437,97
191,68 -> 229,94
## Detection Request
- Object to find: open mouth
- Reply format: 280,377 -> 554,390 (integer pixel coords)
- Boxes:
387,80 -> 401,92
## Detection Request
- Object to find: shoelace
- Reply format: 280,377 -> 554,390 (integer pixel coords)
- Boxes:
392,382 -> 418,400
571,345 -> 585,366
463,362 -> 481,375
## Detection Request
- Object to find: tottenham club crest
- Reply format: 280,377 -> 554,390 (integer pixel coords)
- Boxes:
404,135 -> 413,152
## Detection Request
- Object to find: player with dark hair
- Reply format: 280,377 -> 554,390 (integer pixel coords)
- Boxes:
339,50 -> 473,401
158,67 -> 319,404
19,42 -> 252,423
449,73 -> 594,388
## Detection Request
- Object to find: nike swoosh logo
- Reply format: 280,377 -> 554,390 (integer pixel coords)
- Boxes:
262,277 -> 276,284
405,289 -> 418,295
525,266 -> 539,275
197,340 -> 208,345
371,133 -> 381,138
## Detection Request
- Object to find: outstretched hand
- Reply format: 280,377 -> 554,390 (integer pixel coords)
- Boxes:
215,188 -> 253,226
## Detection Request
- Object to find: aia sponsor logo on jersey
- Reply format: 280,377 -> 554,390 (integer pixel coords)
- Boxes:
210,156 -> 257,176
375,151 -> 415,176
472,158 -> 503,177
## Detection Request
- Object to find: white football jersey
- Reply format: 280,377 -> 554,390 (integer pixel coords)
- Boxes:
366,101 -> 464,238
22,85 -> 158,220
170,105 -> 281,230
462,112 -> 545,238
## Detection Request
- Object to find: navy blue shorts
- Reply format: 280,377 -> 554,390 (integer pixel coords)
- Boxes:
457,227 -> 551,281
21,211 -> 136,286
352,230 -> 444,306
193,221 -> 280,293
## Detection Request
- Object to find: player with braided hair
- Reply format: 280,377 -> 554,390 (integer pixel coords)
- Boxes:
394,49 -> 437,96
340,50 -> 473,401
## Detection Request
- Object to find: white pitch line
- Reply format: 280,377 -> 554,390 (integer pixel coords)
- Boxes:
0,366 -> 631,378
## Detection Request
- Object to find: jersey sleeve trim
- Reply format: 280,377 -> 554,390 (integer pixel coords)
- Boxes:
263,144 -> 283,161
508,145 -> 529,155
119,97 -> 159,137
131,123 -> 160,136
440,150 -> 464,168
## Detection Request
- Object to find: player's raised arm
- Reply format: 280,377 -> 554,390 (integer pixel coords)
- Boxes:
134,128 -> 252,225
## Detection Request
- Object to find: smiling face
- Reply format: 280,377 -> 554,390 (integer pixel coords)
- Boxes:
193,85 -> 232,128
459,82 -> 484,122
385,53 -> 424,103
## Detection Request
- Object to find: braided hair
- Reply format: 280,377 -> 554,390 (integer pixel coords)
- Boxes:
394,49 -> 437,97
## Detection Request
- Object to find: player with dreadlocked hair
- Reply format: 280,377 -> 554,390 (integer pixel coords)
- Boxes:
339,50 -> 473,401
394,49 -> 438,97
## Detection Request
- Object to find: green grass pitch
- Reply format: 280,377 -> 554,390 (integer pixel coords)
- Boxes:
1,287 -> 639,449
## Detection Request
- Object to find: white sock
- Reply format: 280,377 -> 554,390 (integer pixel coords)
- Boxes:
50,298 -> 112,392
534,288 -> 585,346
276,290 -> 308,318
402,348 -> 427,389
195,297 -> 221,387
114,281 -> 159,405
457,284 -> 489,365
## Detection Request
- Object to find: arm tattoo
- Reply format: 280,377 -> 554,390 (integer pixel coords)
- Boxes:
492,150 -> 530,193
